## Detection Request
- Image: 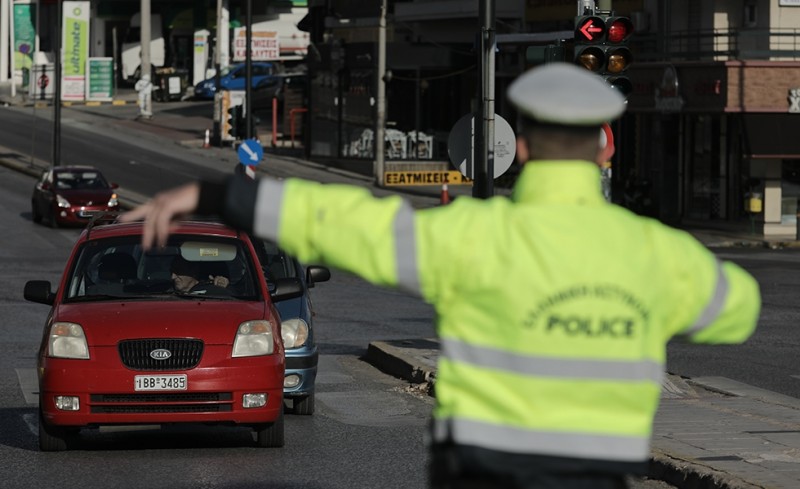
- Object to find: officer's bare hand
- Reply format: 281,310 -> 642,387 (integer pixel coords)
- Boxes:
118,182 -> 201,250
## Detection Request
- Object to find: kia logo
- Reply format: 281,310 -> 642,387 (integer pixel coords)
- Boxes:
150,349 -> 172,360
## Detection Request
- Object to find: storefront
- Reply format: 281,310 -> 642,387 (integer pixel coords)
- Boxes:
625,60 -> 800,236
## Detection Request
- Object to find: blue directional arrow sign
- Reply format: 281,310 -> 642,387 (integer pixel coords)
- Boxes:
237,139 -> 264,166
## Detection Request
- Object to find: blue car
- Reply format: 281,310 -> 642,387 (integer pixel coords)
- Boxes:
255,240 -> 330,415
194,62 -> 280,100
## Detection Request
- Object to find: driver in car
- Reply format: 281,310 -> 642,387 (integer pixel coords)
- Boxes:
170,255 -> 230,294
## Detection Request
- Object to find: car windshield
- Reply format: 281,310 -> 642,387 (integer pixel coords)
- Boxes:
55,170 -> 109,190
64,235 -> 261,302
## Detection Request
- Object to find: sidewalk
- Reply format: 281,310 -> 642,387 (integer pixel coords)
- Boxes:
4,80 -> 800,488
365,339 -> 800,489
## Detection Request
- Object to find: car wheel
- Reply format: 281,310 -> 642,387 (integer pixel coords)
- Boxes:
254,409 -> 284,448
31,201 -> 42,223
292,393 -> 315,415
38,410 -> 71,452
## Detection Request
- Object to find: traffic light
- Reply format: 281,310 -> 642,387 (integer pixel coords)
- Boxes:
604,16 -> 633,97
573,15 -> 634,97
226,105 -> 243,141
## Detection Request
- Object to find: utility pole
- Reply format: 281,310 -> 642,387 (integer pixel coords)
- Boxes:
1,0 -> 8,82
374,0 -> 387,186
245,0 -> 253,139
212,0 -> 223,145
137,0 -> 152,119
53,1 -> 62,167
473,0 -> 495,198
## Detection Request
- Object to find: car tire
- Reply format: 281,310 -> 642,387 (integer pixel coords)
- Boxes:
31,202 -> 42,223
292,393 -> 315,415
38,410 -> 71,452
254,409 -> 284,448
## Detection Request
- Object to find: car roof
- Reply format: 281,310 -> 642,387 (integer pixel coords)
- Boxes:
80,219 -> 244,242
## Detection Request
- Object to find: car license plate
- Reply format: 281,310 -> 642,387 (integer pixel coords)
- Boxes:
134,374 -> 187,391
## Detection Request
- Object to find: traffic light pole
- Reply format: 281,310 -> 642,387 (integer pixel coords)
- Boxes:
212,0 -> 223,146
52,1 -> 61,167
245,0 -> 253,140
473,0 -> 495,199
374,0 -> 387,186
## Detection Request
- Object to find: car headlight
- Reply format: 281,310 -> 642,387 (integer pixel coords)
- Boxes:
281,318 -> 309,349
48,322 -> 89,359
232,320 -> 274,357
56,194 -> 71,208
107,193 -> 119,207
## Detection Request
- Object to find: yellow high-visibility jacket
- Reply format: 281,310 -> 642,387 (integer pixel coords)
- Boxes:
220,160 -> 760,470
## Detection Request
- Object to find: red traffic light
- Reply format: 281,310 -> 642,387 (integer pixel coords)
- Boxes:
575,16 -> 606,42
607,17 -> 633,43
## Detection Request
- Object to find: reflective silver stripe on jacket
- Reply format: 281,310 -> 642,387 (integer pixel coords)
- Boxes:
441,338 -> 664,383
682,259 -> 729,337
432,418 -> 650,461
393,201 -> 421,295
252,178 -> 285,241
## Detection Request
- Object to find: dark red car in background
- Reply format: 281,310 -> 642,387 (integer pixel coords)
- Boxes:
24,219 -> 302,451
31,165 -> 120,227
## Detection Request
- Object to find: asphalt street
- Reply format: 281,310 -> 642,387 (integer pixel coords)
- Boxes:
3,85 -> 800,488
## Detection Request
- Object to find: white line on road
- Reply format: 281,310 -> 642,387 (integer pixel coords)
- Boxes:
15,368 -> 39,406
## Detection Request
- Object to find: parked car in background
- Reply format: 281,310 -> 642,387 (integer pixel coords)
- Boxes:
254,240 -> 330,415
24,220 -> 303,450
193,62 -> 281,100
31,166 -> 120,228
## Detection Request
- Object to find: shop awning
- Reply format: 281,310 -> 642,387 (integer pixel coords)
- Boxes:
742,114 -> 800,158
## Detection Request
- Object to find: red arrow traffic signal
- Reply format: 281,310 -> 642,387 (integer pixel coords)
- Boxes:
575,16 -> 606,42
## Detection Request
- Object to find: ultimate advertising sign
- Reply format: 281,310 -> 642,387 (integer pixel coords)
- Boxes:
62,1 -> 90,101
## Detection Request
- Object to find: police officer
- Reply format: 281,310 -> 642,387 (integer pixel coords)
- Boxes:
121,62 -> 761,489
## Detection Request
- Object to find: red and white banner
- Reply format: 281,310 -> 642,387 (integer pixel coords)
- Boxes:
233,29 -> 280,61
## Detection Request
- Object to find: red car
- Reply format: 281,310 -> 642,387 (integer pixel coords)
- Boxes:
31,165 -> 120,227
24,219 -> 301,451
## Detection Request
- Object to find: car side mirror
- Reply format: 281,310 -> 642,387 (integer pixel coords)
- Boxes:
306,266 -> 330,289
40,182 -> 51,191
270,277 -> 303,302
24,280 -> 55,305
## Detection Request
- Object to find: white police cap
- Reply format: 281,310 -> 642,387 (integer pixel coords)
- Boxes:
507,62 -> 626,126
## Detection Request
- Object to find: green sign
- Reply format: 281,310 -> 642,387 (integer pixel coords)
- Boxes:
13,3 -> 36,86
87,58 -> 114,101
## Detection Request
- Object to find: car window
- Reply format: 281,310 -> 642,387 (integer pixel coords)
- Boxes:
55,170 -> 109,190
255,240 -> 299,281
65,235 -> 261,301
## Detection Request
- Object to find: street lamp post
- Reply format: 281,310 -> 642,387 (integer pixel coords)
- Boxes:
374,0 -> 387,186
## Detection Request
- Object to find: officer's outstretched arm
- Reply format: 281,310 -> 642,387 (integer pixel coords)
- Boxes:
681,260 -> 760,344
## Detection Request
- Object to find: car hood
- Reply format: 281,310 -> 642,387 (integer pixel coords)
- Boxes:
57,188 -> 114,206
55,301 -> 269,346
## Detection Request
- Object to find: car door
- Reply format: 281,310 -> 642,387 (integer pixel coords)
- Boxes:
222,66 -> 245,91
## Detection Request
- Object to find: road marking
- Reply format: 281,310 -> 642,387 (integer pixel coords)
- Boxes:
791,375 -> 800,381
15,368 -> 39,405
22,413 -> 37,436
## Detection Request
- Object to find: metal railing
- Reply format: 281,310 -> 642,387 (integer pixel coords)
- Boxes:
634,28 -> 800,62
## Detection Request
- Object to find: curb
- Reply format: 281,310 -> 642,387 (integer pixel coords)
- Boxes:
649,451 -> 764,489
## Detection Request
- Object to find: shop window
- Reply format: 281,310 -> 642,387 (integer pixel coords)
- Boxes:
744,1 -> 757,28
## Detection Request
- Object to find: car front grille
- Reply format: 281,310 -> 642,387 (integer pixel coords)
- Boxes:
89,392 -> 233,414
118,338 -> 204,371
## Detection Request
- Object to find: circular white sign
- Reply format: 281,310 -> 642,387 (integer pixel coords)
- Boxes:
447,113 -> 516,179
